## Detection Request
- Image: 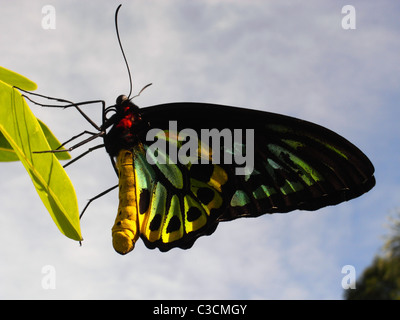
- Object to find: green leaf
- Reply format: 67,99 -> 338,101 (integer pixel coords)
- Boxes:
36,119 -> 71,160
0,66 -> 71,162
0,119 -> 71,161
0,74 -> 82,241
0,66 -> 37,91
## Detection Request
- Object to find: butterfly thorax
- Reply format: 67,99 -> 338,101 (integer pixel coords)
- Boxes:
104,97 -> 146,158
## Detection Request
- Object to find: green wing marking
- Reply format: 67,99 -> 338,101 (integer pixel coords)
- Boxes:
219,121 -> 374,221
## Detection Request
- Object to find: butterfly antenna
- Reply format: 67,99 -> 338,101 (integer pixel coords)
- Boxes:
130,83 -> 153,100
115,4 -> 133,99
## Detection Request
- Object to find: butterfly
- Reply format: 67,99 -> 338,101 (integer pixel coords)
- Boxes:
98,97 -> 375,254
31,5 -> 375,254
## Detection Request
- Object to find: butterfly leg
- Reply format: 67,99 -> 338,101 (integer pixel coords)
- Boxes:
79,184 -> 118,219
63,144 -> 105,168
56,130 -> 100,150
17,87 -> 104,131
16,87 -> 75,106
34,130 -> 105,154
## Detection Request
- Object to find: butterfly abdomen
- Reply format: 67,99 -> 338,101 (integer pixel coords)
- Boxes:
112,149 -> 140,255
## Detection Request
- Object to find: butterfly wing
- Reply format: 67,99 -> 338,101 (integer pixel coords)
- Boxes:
112,102 -> 375,252
140,102 -> 375,220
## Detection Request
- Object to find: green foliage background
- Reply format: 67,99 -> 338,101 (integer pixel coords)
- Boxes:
344,212 -> 400,300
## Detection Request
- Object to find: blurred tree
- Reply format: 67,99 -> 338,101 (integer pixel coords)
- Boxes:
344,212 -> 400,300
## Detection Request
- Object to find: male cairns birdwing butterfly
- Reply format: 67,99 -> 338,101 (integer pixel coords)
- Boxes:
25,5 -> 375,254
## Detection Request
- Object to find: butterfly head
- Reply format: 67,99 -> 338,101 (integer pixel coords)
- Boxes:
114,95 -> 141,129
116,94 -> 129,105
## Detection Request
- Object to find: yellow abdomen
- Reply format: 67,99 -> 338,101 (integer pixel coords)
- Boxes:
111,149 -> 140,255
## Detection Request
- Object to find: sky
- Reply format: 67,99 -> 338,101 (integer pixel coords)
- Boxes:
0,0 -> 399,300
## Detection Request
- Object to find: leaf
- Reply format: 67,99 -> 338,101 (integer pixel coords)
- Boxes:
34,119 -> 72,161
0,66 -> 37,91
0,66 -> 71,162
0,119 -> 71,161
0,71 -> 82,241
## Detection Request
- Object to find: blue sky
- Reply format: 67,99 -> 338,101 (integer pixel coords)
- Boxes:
0,0 -> 399,299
